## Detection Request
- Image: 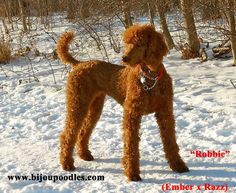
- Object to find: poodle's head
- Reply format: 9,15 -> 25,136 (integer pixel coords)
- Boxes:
122,24 -> 168,69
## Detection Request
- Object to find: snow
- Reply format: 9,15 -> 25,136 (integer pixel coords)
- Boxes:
1,16 -> 236,193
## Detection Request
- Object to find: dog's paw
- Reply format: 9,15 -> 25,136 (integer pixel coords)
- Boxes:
170,160 -> 189,173
128,175 -> 142,182
78,151 -> 94,161
62,164 -> 75,171
80,154 -> 94,161
174,165 -> 189,173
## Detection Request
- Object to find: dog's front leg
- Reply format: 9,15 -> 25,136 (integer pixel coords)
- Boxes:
155,107 -> 189,173
122,101 -> 142,181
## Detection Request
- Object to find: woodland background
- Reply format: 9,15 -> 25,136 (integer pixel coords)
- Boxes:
1,0 -> 236,67
0,1 -> 236,192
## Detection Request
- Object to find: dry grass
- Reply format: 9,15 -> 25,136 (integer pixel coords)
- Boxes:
0,40 -> 11,64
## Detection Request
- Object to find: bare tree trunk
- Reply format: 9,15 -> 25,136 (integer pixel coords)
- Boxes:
201,0 -> 221,20
122,1 -> 133,29
1,18 -> 9,34
43,0 -> 49,28
3,0 -> 14,30
226,0 -> 236,66
18,0 -> 28,31
37,0 -> 50,28
79,0 -> 90,19
37,0 -> 43,23
67,0 -> 75,19
180,0 -> 200,57
156,1 -> 175,49
147,0 -> 155,26
1,2 -> 9,34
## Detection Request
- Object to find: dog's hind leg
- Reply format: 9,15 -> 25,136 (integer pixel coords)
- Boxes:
60,75 -> 93,171
77,93 -> 105,161
155,105 -> 189,173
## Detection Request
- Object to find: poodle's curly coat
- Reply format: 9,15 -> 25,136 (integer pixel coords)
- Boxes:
57,24 -> 189,181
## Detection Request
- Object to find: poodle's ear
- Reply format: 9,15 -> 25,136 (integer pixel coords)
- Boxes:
159,33 -> 169,56
149,32 -> 169,57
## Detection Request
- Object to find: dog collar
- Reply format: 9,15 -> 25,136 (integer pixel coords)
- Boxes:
140,66 -> 164,91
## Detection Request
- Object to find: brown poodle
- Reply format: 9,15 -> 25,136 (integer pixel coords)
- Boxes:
57,24 -> 189,181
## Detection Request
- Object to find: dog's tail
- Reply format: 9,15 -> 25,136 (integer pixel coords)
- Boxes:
56,31 -> 79,67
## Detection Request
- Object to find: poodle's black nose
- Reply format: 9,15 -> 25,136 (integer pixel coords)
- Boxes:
122,56 -> 129,62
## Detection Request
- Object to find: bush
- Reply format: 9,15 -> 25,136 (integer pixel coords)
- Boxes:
0,40 -> 11,64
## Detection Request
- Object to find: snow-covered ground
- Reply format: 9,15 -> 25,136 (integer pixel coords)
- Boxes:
0,16 -> 236,193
